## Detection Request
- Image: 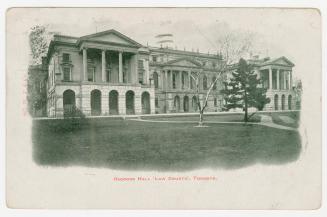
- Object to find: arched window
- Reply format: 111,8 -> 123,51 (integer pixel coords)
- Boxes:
281,94 -> 286,110
126,90 -> 135,115
141,92 -> 151,114
109,90 -> 119,115
91,89 -> 101,115
183,96 -> 189,112
63,89 -> 75,116
203,75 -> 208,90
174,96 -> 180,112
192,96 -> 198,111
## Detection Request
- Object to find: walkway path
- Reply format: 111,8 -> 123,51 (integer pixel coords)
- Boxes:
258,115 -> 297,131
129,115 -> 298,132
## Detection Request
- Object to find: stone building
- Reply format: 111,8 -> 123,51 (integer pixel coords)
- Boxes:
45,29 -> 295,117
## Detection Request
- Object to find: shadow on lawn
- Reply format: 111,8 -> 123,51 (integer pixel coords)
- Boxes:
32,118 -> 302,171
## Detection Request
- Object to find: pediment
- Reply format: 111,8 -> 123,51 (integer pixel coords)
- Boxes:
168,58 -> 201,67
79,29 -> 142,47
266,57 -> 294,67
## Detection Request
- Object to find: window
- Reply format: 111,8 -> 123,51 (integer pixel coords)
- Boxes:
153,72 -> 159,88
212,76 -> 217,90
106,68 -> 111,82
138,60 -> 144,84
155,97 -> 159,108
172,73 -> 176,89
63,67 -> 71,81
152,56 -> 157,62
62,53 -> 70,62
88,67 -> 95,82
203,75 -> 208,90
214,98 -> 217,107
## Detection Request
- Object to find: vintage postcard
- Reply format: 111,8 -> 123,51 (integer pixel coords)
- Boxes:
6,8 -> 321,209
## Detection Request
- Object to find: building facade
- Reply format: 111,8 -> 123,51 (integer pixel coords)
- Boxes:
45,29 -> 295,117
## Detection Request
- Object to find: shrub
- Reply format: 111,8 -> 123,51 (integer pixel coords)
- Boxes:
46,107 -> 88,132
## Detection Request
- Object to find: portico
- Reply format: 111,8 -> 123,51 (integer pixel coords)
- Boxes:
81,48 -> 139,84
257,56 -> 295,111
260,67 -> 292,91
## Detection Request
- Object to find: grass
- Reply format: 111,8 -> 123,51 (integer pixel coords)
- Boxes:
32,117 -> 301,171
142,113 -> 262,122
267,111 -> 300,128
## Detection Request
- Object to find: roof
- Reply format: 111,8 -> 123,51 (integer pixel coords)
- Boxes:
165,57 -> 203,67
248,56 -> 294,67
260,56 -> 295,67
77,29 -> 143,48
149,46 -> 221,60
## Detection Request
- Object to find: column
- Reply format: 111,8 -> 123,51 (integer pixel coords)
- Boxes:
289,71 -> 292,89
119,51 -> 123,83
118,92 -> 126,115
101,50 -> 106,82
145,60 -> 150,84
284,71 -> 287,90
179,71 -> 182,89
101,92 -> 109,115
188,71 -> 191,89
134,54 -> 138,84
268,68 -> 272,90
165,70 -> 168,90
170,70 -> 174,89
83,48 -> 87,81
276,69 -> 280,90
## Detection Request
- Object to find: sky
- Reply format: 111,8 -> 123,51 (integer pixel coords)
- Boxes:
8,8 -> 321,82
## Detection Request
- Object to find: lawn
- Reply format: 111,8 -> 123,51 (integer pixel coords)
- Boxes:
267,111 -> 300,128
142,113 -> 261,122
32,117 -> 301,171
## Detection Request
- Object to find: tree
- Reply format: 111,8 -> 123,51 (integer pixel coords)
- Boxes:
27,66 -> 47,117
190,70 -> 222,127
29,25 -> 49,65
293,79 -> 302,109
27,25 -> 52,116
189,29 -> 258,127
221,58 -> 270,122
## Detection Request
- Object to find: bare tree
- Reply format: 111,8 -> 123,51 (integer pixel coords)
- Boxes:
190,30 -> 256,127
190,70 -> 222,127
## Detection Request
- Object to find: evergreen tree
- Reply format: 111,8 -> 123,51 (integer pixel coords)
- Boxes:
221,58 -> 270,122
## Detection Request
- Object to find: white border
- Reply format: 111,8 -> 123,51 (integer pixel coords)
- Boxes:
1,0 -> 326,216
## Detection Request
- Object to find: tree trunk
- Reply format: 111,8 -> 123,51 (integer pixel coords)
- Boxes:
244,106 -> 248,122
244,90 -> 248,122
199,110 -> 204,126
